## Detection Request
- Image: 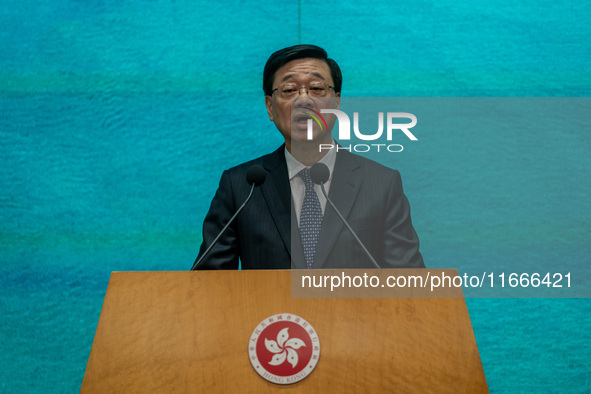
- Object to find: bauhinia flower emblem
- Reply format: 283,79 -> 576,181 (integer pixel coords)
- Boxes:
265,327 -> 306,368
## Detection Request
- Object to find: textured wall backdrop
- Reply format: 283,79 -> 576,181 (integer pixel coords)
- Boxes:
1,0 -> 590,392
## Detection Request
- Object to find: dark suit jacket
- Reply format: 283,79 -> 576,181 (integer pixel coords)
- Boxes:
195,145 -> 424,269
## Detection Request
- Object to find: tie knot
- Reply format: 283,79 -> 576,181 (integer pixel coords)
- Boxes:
298,168 -> 315,189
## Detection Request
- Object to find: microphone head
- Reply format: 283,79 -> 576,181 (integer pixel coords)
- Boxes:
246,164 -> 267,186
310,163 -> 330,185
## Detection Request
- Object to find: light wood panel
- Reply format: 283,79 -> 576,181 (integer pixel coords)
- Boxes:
81,270 -> 488,393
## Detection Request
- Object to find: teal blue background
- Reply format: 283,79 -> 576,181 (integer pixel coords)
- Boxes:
1,0 -> 590,392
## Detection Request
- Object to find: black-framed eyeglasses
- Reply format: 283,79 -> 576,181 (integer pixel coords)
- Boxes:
271,82 -> 335,99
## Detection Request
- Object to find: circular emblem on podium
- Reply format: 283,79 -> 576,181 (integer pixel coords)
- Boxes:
248,313 -> 320,385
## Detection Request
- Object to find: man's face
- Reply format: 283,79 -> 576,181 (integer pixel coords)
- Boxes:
265,58 -> 340,151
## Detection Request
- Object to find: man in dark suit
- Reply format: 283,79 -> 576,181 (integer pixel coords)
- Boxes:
194,45 -> 424,270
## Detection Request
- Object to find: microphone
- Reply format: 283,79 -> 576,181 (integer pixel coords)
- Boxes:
310,163 -> 381,269
191,164 -> 267,270
246,164 -> 267,186
309,162 -> 330,185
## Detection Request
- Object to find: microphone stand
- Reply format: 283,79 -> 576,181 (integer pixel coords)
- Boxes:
318,183 -> 381,269
191,183 -> 256,271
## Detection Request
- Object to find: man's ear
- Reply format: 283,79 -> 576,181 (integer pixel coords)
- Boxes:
335,92 -> 340,110
265,96 -> 274,121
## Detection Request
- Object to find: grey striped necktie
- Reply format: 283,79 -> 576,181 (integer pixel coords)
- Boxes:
298,168 -> 323,269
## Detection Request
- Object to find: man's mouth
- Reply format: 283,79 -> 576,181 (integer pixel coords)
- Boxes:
293,113 -> 312,126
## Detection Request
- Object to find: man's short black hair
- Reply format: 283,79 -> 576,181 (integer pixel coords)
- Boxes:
263,44 -> 342,96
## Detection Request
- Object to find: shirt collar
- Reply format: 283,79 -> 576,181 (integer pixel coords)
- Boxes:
285,141 -> 337,181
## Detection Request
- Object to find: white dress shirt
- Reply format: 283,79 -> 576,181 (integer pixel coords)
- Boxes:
285,143 -> 337,224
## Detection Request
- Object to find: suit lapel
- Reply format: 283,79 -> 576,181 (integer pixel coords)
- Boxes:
260,146 -> 306,266
259,146 -> 362,269
290,202 -> 307,269
314,150 -> 362,268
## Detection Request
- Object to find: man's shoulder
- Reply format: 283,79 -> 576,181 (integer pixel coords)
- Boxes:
224,145 -> 285,177
336,149 -> 401,178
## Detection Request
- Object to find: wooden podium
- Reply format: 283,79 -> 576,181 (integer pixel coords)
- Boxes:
81,270 -> 488,393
